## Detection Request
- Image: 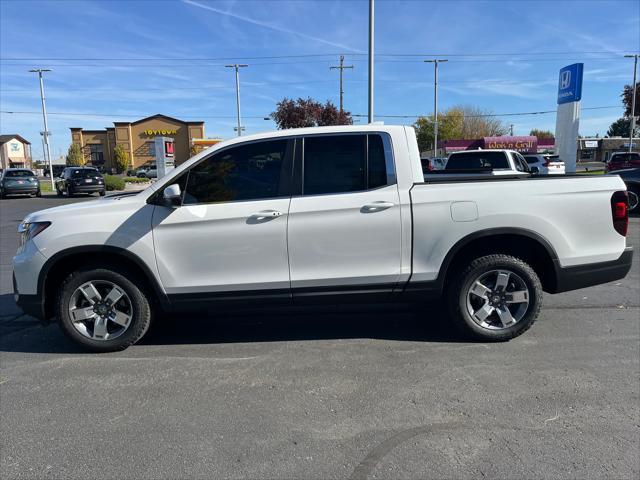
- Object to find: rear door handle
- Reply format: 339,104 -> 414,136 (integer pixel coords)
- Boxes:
362,201 -> 395,212
250,210 -> 283,219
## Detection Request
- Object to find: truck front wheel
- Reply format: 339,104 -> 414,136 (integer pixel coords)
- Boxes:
57,267 -> 152,352
447,254 -> 542,341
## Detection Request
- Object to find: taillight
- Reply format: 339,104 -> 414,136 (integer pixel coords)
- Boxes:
611,191 -> 629,236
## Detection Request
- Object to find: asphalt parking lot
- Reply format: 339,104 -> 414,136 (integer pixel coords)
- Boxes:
1,194 -> 638,480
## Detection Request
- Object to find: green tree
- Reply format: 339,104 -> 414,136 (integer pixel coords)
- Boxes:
622,82 -> 640,118
113,144 -> 130,174
607,117 -> 639,137
529,129 -> 554,138
65,143 -> 85,166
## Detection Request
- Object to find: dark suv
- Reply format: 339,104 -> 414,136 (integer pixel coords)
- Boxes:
55,167 -> 106,197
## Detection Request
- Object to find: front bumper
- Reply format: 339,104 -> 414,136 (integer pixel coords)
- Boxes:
553,247 -> 634,293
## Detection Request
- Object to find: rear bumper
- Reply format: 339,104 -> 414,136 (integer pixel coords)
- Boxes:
71,184 -> 104,193
553,247 -> 634,293
2,185 -> 39,194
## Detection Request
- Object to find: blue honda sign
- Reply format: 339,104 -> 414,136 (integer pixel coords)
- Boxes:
557,63 -> 584,105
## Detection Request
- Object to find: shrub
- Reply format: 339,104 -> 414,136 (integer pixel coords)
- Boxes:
123,177 -> 150,183
66,143 -> 85,166
103,175 -> 125,191
113,145 -> 130,174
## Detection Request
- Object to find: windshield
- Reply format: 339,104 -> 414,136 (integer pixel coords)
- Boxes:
71,169 -> 101,178
5,170 -> 35,177
446,151 -> 509,170
611,153 -> 640,163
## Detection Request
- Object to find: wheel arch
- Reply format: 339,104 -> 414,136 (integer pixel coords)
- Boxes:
39,246 -> 168,321
437,228 -> 560,294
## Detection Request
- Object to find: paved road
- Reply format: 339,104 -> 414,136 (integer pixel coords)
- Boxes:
1,195 -> 638,479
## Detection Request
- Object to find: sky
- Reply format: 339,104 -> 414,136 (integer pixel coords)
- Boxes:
1,0 -> 639,160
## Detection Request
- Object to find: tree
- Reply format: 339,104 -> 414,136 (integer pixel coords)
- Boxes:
65,143 -> 84,166
271,97 -> 352,129
529,129 -> 554,138
607,117 -> 640,137
413,105 -> 507,152
113,144 -> 130,174
622,82 -> 640,118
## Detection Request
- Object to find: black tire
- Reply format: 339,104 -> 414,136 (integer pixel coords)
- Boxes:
627,185 -> 639,213
66,185 -> 74,197
36,189 -> 42,197
446,254 -> 542,341
57,267 -> 152,352
56,186 -> 63,197
99,190 -> 106,196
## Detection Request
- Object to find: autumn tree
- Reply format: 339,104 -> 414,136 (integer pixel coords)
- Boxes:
113,144 -> 130,174
65,143 -> 84,166
271,98 -> 352,129
529,129 -> 554,138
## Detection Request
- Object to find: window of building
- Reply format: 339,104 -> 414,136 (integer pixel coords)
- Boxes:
182,139 -> 289,205
302,134 -> 393,196
88,144 -> 104,165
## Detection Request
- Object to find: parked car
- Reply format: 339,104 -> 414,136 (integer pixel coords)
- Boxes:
420,157 -> 447,172
523,154 -> 566,175
13,125 -> 632,352
135,164 -> 154,177
55,167 -> 105,197
606,152 -> 640,173
0,168 -> 41,198
137,166 -> 158,179
611,167 -> 640,213
43,165 -> 66,178
424,149 -> 531,180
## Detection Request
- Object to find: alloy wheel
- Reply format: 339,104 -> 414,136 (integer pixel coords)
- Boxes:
465,269 -> 530,330
68,280 -> 133,340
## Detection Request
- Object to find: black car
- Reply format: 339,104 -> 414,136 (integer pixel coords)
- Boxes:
612,167 -> 640,213
43,164 -> 66,177
0,168 -> 41,198
55,167 -> 105,197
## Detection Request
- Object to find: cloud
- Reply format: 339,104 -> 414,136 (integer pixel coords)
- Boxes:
181,0 -> 363,53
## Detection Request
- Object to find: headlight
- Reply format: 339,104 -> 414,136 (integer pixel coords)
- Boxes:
18,221 -> 51,246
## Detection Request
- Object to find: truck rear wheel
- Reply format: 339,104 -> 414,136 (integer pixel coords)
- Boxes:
57,267 -> 152,352
447,254 -> 542,341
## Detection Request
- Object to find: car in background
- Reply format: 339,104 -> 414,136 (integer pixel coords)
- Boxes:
43,165 -> 66,178
523,154 -> 566,175
0,169 -> 41,198
606,152 -> 640,173
55,167 -> 105,197
431,149 -> 530,176
611,167 -> 640,213
138,166 -> 158,179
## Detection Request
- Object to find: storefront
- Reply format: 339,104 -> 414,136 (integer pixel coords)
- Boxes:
438,136 -> 555,156
0,134 -> 31,169
70,114 -> 206,171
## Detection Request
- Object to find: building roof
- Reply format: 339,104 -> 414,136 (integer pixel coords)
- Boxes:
0,134 -> 31,145
129,114 -> 204,126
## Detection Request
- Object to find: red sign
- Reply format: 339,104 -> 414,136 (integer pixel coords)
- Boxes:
164,140 -> 174,157
482,136 -> 537,153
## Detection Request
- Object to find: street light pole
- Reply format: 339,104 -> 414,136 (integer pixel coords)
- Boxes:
368,0 -> 374,123
225,64 -> 248,136
624,54 -> 638,153
424,59 -> 448,158
29,69 -> 54,188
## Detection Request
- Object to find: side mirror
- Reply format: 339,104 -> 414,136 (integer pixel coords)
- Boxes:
530,166 -> 539,174
163,184 -> 182,207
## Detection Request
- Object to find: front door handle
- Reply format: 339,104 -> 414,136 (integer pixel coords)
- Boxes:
250,210 -> 283,219
362,201 -> 395,212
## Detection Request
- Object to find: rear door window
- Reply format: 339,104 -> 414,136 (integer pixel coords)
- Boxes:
4,170 -> 34,177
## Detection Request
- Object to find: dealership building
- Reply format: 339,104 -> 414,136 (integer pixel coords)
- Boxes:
0,134 -> 32,169
70,114 -> 206,171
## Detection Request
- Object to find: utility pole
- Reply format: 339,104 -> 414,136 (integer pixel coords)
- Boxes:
368,0 -> 374,123
225,64 -> 248,136
624,54 -> 638,153
330,55 -> 353,112
29,69 -> 54,188
509,124 -> 514,136
424,59 -> 448,158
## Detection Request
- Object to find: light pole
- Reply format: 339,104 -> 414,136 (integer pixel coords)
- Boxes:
29,69 -> 54,188
368,0 -> 374,123
624,54 -> 638,153
225,64 -> 248,136
424,59 -> 448,157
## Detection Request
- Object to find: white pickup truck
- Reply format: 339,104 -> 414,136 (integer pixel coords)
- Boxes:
13,125 -> 633,351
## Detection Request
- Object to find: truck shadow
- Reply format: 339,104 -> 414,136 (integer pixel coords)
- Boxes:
0,297 -> 467,354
